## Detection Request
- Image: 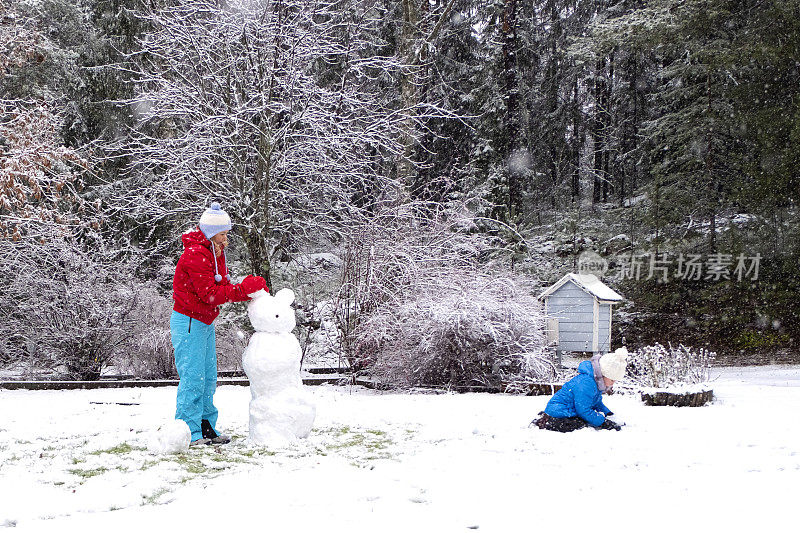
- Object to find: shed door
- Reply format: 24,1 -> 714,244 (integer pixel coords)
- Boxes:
546,318 -> 559,346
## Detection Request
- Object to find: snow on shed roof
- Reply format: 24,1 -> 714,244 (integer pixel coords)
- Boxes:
539,273 -> 623,302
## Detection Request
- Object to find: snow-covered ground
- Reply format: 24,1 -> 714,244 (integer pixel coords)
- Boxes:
1,366 -> 798,531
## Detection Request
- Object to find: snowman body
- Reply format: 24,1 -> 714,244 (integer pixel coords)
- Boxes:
242,289 -> 316,446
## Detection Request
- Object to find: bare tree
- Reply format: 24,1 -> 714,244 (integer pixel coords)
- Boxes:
104,0 -> 433,286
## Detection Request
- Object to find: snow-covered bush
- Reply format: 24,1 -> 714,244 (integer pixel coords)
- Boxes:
298,299 -> 343,369
353,271 -> 552,388
0,235 -> 137,380
112,286 -> 175,379
215,312 -> 250,372
339,204 -> 553,388
112,285 -> 250,378
623,343 -> 714,390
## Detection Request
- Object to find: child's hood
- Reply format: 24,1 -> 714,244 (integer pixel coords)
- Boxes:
579,359 -> 607,393
577,360 -> 594,377
181,228 -> 211,249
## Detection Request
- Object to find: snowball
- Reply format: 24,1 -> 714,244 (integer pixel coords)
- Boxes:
149,419 -> 191,454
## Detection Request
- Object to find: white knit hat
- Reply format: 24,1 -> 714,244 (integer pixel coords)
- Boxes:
599,347 -> 628,381
198,202 -> 232,240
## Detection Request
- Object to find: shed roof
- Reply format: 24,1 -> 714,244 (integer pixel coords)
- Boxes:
539,273 -> 624,302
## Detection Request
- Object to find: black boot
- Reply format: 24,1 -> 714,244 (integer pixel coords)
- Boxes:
201,419 -> 231,445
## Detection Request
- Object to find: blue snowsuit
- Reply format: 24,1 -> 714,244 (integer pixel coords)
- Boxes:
544,360 -> 612,427
171,311 -> 218,441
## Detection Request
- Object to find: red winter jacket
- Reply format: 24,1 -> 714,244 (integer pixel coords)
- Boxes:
172,229 -> 252,325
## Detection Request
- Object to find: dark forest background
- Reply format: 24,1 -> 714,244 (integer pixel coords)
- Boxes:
1,0 -> 798,379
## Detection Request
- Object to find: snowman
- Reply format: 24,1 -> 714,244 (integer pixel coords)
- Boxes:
242,288 -> 316,446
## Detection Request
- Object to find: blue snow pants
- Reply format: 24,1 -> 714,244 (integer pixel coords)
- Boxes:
170,311 -> 219,441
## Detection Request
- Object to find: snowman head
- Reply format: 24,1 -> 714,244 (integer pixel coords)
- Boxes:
247,288 -> 296,333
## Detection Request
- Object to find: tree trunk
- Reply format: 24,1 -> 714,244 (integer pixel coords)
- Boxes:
502,0 -> 520,219
592,58 -> 605,205
397,0 -> 421,192
603,50 -> 614,202
571,80 -> 581,204
245,127 -> 273,289
706,73 -> 717,253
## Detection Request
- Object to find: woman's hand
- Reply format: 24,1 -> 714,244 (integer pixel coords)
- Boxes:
240,275 -> 267,295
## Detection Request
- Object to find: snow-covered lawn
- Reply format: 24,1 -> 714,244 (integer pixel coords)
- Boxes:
1,366 -> 798,531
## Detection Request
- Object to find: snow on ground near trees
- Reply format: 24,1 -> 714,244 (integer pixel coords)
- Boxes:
1,366 -> 798,531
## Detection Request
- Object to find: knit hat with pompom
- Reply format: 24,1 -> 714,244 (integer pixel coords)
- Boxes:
198,202 -> 232,240
198,202 -> 232,282
599,347 -> 628,381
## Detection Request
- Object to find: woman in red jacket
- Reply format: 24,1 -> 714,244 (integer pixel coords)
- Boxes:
172,203 -> 266,445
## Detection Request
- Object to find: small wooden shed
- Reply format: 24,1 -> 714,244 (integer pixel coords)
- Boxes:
539,273 -> 623,355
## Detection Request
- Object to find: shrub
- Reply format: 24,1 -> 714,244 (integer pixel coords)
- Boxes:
353,270 -> 553,388
0,234 -> 142,379
112,286 -> 251,379
215,309 -> 249,372
112,286 -> 176,379
623,342 -> 715,390
338,205 -> 553,388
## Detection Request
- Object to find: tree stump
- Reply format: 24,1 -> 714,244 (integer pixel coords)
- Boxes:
640,389 -> 713,407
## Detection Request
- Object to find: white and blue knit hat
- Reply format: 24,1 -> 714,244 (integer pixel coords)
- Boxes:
198,202 -> 232,240
198,202 -> 233,282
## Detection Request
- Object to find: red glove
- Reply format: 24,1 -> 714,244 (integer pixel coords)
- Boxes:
240,275 -> 267,295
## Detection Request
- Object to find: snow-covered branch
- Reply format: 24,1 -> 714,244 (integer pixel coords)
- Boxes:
100,0 -> 440,284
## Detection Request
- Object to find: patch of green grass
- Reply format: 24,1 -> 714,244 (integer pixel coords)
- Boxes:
255,449 -> 277,457
139,459 -> 162,470
326,429 -> 393,455
314,425 -> 396,461
236,447 -> 276,457
314,425 -> 352,437
312,447 -> 328,457
68,466 -> 108,479
173,454 -> 208,474
141,487 -> 169,506
326,433 -> 365,451
209,454 -> 253,465
186,462 -> 207,474
71,457 -> 85,465
90,443 -> 146,456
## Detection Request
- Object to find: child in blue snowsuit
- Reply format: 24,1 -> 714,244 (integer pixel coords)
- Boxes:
534,348 -> 628,432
